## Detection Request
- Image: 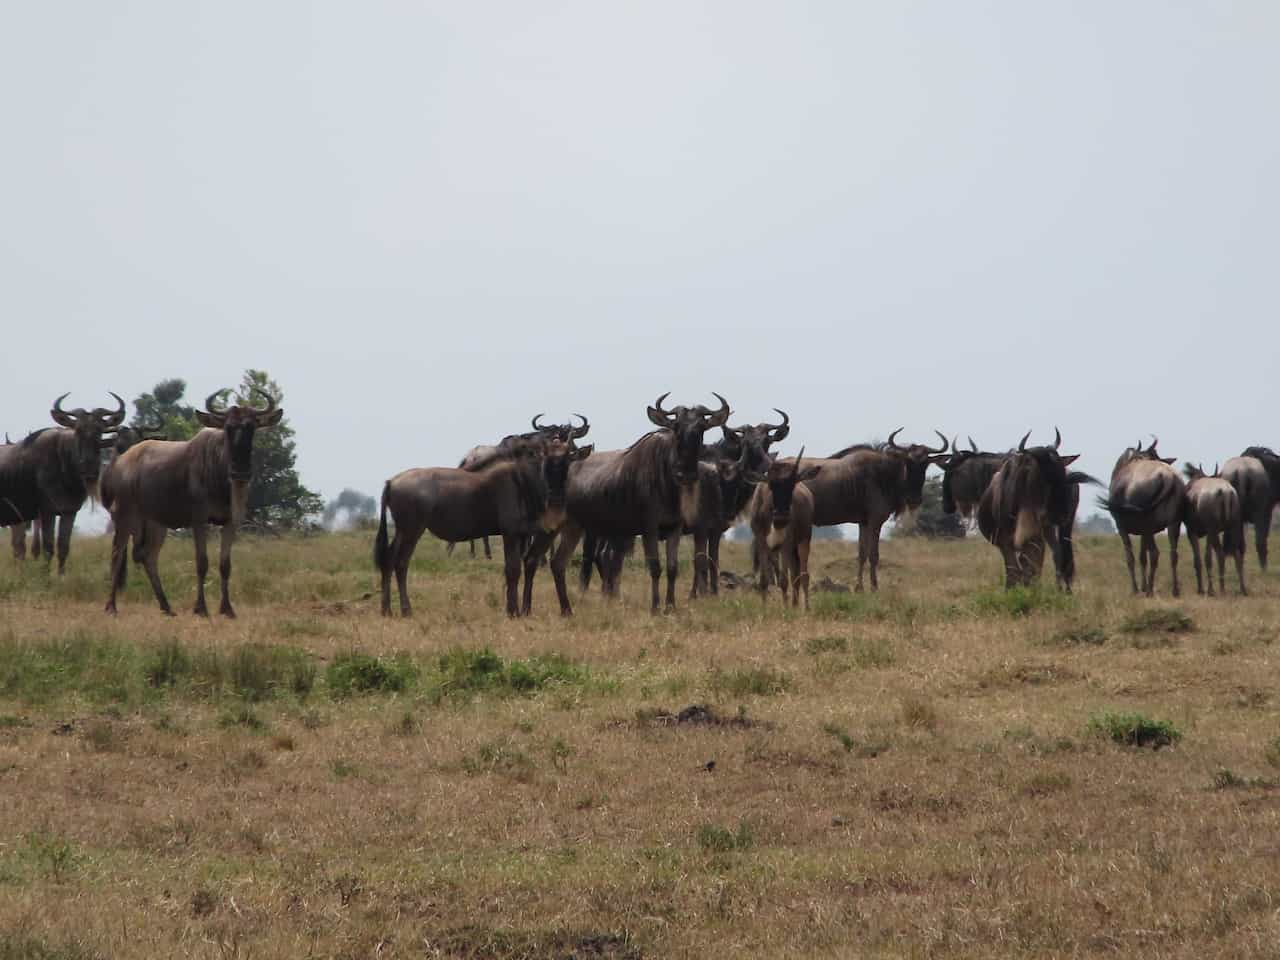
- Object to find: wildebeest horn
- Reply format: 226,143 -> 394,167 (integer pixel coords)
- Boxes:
929,430 -> 949,455
703,392 -> 731,427
793,446 -> 806,476
646,392 -> 677,427
205,389 -> 230,414
51,392 -> 79,428
968,436 -> 978,453
248,385 -> 277,416
1148,436 -> 1159,454
93,392 -> 127,429
1053,426 -> 1062,450
570,414 -> 590,439
886,427 -> 905,450
531,413 -> 547,432
1018,429 -> 1032,451
763,408 -> 790,440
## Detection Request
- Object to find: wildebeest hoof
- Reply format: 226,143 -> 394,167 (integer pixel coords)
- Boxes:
104,603 -> 117,615
161,608 -> 176,618
193,605 -> 209,617
221,605 -> 237,619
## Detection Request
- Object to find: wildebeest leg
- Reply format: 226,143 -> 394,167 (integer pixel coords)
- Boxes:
520,531 -> 553,616
445,541 -> 455,557
1142,534 -> 1159,597
51,513 -> 72,575
139,523 -> 174,616
1119,532 -> 1139,594
192,522 -> 211,615
1257,505 -> 1274,571
1233,532 -> 1247,595
664,532 -> 680,611
854,526 -> 869,592
217,522 -> 239,617
708,530 -> 722,596
797,539 -> 811,610
501,533 -> 522,616
1206,531 -> 1222,596
1166,522 -> 1180,597
689,531 -> 707,599
392,527 -> 425,617
11,524 -> 25,560
483,536 -> 492,560
999,542 -> 1019,588
105,519 -> 132,614
1216,533 -> 1227,594
550,522 -> 584,616
755,539 -> 770,603
1188,533 -> 1204,595
37,514 -> 55,567
868,524 -> 883,592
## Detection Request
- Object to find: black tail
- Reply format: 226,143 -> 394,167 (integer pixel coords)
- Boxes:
373,482 -> 391,573
580,530 -> 597,591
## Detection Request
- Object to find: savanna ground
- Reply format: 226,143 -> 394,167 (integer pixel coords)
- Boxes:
2,529 -> 1280,960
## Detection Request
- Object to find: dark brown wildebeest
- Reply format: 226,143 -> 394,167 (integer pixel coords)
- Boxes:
1182,464 -> 1246,596
375,438 -> 592,617
1098,438 -> 1185,597
103,388 -> 284,617
539,393 -> 731,614
0,393 -> 125,573
749,449 -> 822,608
1220,446 -> 1280,571
976,430 -> 1094,590
940,436 -> 1006,527
450,414 -> 591,559
784,429 -> 949,592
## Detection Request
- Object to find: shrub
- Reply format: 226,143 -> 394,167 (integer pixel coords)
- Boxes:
326,652 -> 417,697
1087,711 -> 1181,748
696,821 -> 753,853
432,648 -> 595,699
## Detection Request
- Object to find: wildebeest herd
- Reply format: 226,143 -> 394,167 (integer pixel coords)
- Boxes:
3,390 -> 1278,617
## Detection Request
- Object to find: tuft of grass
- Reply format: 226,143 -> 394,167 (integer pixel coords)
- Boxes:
695,821 -> 754,853
899,693 -> 939,732
1211,769 -> 1278,791
973,585 -> 1073,617
82,720 -> 120,753
1044,624 -> 1107,647
24,829 -> 79,882
1022,771 -> 1073,796
851,637 -> 896,668
1263,737 -> 1280,769
1088,711 -> 1181,749
708,666 -> 792,697
461,738 -> 536,781
822,723 -> 889,758
218,706 -> 265,731
430,648 -> 599,700
1118,609 -> 1193,636
804,635 -> 848,655
326,652 -> 417,697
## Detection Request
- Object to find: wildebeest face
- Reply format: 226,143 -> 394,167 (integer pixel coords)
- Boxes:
196,387 -> 284,482
1015,429 -> 1082,520
885,429 -> 949,509
767,449 -> 821,529
51,392 -> 126,481
541,442 -> 592,506
647,392 -> 731,483
722,409 -> 790,474
715,448 -> 766,526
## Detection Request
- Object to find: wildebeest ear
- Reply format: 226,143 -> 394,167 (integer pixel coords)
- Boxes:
259,408 -> 284,428
1161,456 -> 1176,465
1060,454 -> 1080,465
798,465 -> 822,481
195,410 -> 222,428
571,444 -> 594,460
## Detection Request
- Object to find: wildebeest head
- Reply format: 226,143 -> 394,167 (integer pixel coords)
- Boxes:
767,447 -> 822,530
196,387 -> 284,481
50,392 -> 126,481
718,409 -> 789,474
1112,436 -> 1176,475
883,428 -> 950,509
539,440 -> 593,506
530,413 -> 590,444
713,444 -> 767,526
646,392 -> 731,482
1012,428 -> 1086,522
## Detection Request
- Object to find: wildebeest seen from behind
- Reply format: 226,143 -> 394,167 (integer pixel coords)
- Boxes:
543,393 -> 731,614
103,388 -> 284,617
1098,438 -> 1185,597
0,393 -> 125,573
1220,446 -> 1280,571
375,438 -> 592,617
749,448 -> 822,608
1182,464 -> 1246,596
450,414 -> 591,560
791,429 -> 949,592
977,429 -> 1095,590
940,436 -> 1005,528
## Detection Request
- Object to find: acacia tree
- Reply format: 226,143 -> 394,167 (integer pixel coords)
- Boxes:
233,369 -> 323,530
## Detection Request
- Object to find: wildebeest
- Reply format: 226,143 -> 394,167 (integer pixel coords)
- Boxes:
1182,464 -> 1246,596
103,388 -> 284,617
542,393 -> 731,614
0,393 -> 125,573
1098,438 -> 1185,597
450,414 -> 591,559
940,436 -> 1006,527
749,448 -> 822,608
375,438 -> 592,617
788,429 -> 949,592
976,429 -> 1094,590
1220,446 -> 1280,571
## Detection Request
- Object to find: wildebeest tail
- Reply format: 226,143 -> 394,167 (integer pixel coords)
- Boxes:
1096,478 -> 1177,517
373,482 -> 391,573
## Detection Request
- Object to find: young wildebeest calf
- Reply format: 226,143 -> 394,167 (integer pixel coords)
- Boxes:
1099,438 -> 1185,597
749,449 -> 822,608
375,439 -> 591,617
1182,464 -> 1246,596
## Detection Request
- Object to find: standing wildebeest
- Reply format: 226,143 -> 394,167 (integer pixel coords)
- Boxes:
1220,446 -> 1280,571
977,430 -> 1094,590
940,436 -> 1006,528
749,448 -> 822,608
0,393 -> 125,573
1098,438 -> 1185,597
375,438 -> 592,617
1182,464 -> 1246,596
541,393 -> 731,614
450,414 -> 591,559
786,429 -> 949,592
103,388 -> 283,617
3,432 -> 37,561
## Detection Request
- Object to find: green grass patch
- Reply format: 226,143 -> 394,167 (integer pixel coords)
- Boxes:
1087,711 -> 1181,749
972,585 -> 1073,617
804,635 -> 848,655
429,648 -> 602,700
326,652 -> 417,697
695,821 -> 754,853
821,723 -> 889,758
462,738 -> 536,781
708,666 -> 792,697
1211,769 -> 1279,791
1264,737 -> 1280,769
1118,609 -> 1193,635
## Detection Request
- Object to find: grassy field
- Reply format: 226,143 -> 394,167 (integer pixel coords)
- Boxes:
2,530 -> 1279,959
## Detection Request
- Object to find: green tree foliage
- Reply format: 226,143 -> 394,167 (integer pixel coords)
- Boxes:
130,378 -> 199,440
323,489 -> 378,530
233,369 -> 323,530
896,477 -> 965,539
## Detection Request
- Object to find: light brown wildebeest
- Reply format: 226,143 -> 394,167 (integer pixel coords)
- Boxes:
1098,438 -> 1185,597
375,438 -> 592,617
1182,463 -> 1246,596
749,448 -> 822,608
102,387 -> 284,617
1220,446 -> 1280,571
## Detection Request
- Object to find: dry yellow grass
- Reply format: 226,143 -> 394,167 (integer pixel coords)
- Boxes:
2,531 -> 1280,958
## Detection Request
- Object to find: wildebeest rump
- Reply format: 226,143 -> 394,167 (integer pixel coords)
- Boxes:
0,393 -> 125,573
1221,446 -> 1280,571
103,387 -> 284,617
749,448 -> 822,608
543,393 -> 731,614
790,429 -> 949,592
376,439 -> 592,617
976,429 -> 1094,590
1098,438 -> 1185,597
1182,464 -> 1246,596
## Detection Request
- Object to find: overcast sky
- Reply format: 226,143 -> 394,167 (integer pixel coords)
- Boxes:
3,2 -> 1276,524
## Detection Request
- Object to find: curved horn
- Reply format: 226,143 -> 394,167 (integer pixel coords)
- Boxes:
703,392 -> 731,427
96,392 -> 126,428
51,392 -> 78,428
1147,435 -> 1159,454
570,414 -> 590,439
968,436 -> 978,453
1053,426 -> 1062,450
646,391 -> 676,428
205,389 -> 231,415
762,408 -> 790,440
929,430 -> 949,455
886,427 -> 904,450
531,413 -> 547,432
1018,429 -> 1032,452
248,385 -> 277,415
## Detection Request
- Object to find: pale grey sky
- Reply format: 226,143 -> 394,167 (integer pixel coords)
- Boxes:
3,2 -> 1277,522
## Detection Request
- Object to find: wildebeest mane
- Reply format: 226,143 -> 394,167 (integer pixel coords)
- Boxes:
577,431 -> 679,516
827,441 -> 878,459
